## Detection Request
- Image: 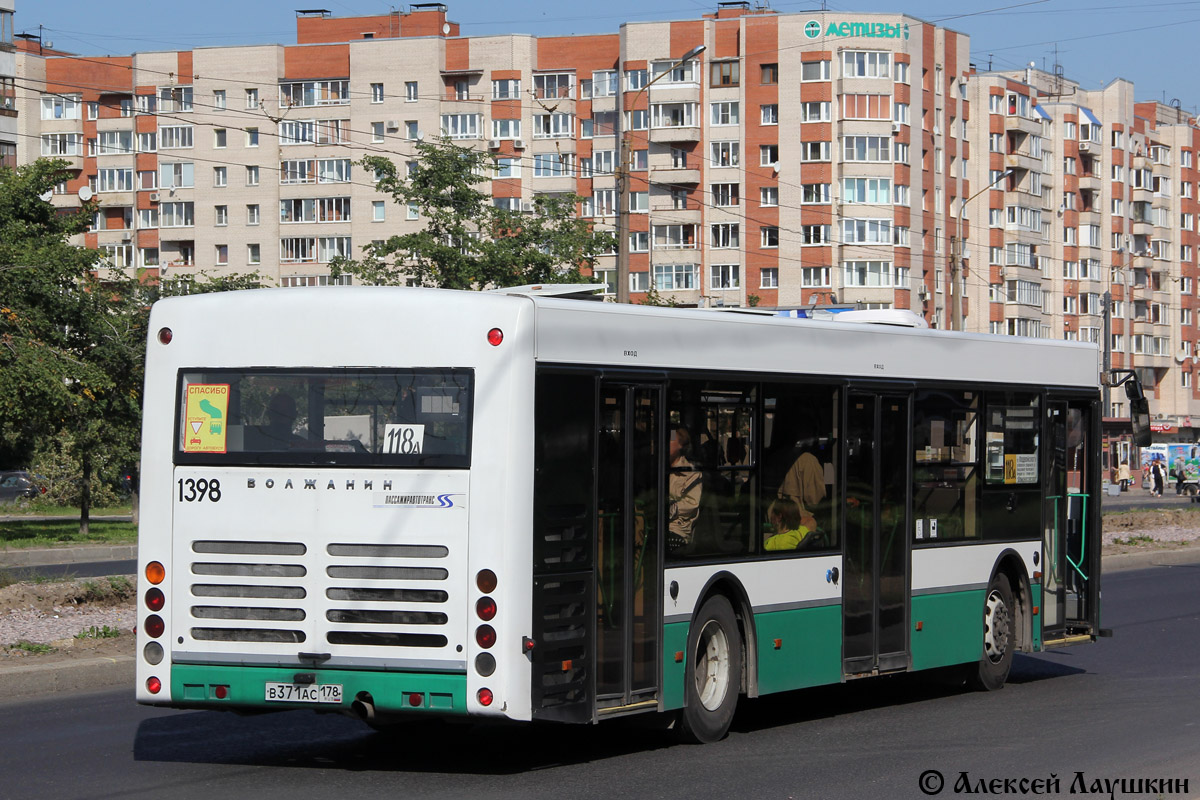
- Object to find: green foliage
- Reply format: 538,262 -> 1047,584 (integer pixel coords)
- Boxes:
638,285 -> 679,307
747,295 -> 761,308
0,518 -> 137,549
28,430 -> 123,508
329,138 -> 616,289
78,575 -> 135,604
75,625 -> 121,640
7,640 -> 54,655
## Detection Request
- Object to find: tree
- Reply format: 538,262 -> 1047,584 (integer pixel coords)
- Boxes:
330,138 -> 615,289
0,159 -> 263,533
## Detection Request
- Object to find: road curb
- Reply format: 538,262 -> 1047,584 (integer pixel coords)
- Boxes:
0,655 -> 134,700
0,544 -> 137,568
1101,545 -> 1200,573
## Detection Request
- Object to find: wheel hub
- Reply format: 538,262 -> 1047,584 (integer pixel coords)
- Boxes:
693,619 -> 731,711
983,588 -> 1012,664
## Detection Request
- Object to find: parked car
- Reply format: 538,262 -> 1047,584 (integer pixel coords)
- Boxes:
0,471 -> 46,503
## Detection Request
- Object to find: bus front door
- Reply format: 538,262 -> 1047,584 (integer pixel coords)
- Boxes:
1043,400 -> 1098,640
843,392 -> 911,676
595,381 -> 663,714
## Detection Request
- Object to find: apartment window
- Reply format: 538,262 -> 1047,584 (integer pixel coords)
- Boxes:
587,189 -> 617,217
1064,157 -> 1076,175
213,167 -> 227,187
441,114 -> 481,139
630,192 -> 648,213
629,232 -> 649,252
373,200 -> 386,222
710,102 -> 739,126
495,157 -> 521,179
158,86 -> 194,113
160,202 -> 195,228
159,162 -> 194,189
760,187 -> 778,207
710,223 -> 739,249
41,133 -> 82,157
801,60 -> 830,82
533,113 -> 574,139
279,80 -> 350,108
894,61 -> 910,84
371,83 -> 384,103
405,121 -> 419,140
844,260 -> 905,287
633,150 -> 648,170
408,201 -> 419,220
652,224 -> 697,249
711,264 -> 740,289
842,94 -> 891,120
247,204 -> 260,225
159,125 -> 194,149
842,177 -> 891,204
245,88 -> 259,109
246,166 -> 259,186
653,263 -> 696,291
137,132 -> 157,153
710,61 -> 740,87
842,136 -> 891,162
625,69 -> 648,91
534,153 -> 572,178
139,171 -> 157,190
372,122 -> 385,143
492,79 -> 519,100
800,141 -> 832,163
841,218 -> 893,244
246,127 -> 259,147
711,141 -> 739,168
591,70 -> 618,97
842,50 -> 891,79
212,205 -> 228,226
760,268 -> 779,288
670,188 -> 689,209
97,168 -> 134,193
800,225 -> 832,245
651,103 -> 697,128
801,183 -> 831,204
760,145 -> 778,166
801,102 -> 831,123
214,128 -> 227,149
759,63 -> 779,84
760,104 -> 778,125
534,73 -> 574,100
212,244 -> 228,266
761,227 -> 779,248
801,267 -> 831,287
42,95 -> 82,120
711,183 -> 739,206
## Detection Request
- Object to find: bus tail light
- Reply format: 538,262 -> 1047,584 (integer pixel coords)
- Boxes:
477,688 -> 493,707
144,614 -> 165,639
145,587 -> 165,612
487,328 -> 503,346
147,676 -> 162,694
475,625 -> 496,649
476,596 -> 496,621
476,569 -> 497,593
146,561 -> 165,585
157,327 -> 173,345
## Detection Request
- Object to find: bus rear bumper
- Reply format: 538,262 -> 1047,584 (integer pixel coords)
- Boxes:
165,663 -> 469,716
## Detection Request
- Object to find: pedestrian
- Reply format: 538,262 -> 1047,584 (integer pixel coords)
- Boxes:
1151,457 -> 1166,497
1118,459 -> 1130,491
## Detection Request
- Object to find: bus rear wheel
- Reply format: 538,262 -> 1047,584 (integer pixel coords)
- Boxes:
678,595 -> 741,743
969,573 -> 1014,691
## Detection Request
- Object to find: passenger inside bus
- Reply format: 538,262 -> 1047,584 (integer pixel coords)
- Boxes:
245,391 -> 305,450
763,497 -> 812,551
666,426 -> 703,552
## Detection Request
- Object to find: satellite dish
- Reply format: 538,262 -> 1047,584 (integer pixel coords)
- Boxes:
38,190 -> 53,202
416,130 -> 425,141
77,186 -> 94,201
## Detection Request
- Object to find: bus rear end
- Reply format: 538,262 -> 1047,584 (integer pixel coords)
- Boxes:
135,288 -> 535,724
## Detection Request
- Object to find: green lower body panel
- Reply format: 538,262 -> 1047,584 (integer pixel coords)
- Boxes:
170,663 -> 468,714
753,605 -> 842,695
1031,583 -> 1043,651
661,622 -> 689,711
910,590 -> 986,671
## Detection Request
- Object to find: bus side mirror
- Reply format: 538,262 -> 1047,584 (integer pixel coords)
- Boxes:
1123,377 -> 1152,448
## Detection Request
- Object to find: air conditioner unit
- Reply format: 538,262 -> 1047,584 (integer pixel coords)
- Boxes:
148,192 -> 160,202
121,233 -> 132,242
891,122 -> 901,136
520,201 -> 534,212
917,284 -> 930,299
488,139 -> 501,150
512,138 -> 526,149
386,120 -> 399,131
1079,141 -> 1091,153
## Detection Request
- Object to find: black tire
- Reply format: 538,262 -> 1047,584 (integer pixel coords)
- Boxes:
678,594 -> 742,743
969,573 -> 1015,691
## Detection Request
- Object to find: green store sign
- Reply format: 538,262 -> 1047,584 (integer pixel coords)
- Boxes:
804,19 -> 910,40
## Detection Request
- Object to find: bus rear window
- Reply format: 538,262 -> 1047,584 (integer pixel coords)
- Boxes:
175,369 -> 472,467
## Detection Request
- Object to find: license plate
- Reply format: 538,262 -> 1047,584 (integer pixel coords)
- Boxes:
265,682 -> 343,704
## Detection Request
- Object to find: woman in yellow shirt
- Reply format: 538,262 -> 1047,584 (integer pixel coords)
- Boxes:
764,497 -> 812,551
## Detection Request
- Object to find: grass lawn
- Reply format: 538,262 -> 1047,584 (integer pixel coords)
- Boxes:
0,518 -> 137,549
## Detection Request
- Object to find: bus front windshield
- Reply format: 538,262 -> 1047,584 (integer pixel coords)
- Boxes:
175,368 -> 473,468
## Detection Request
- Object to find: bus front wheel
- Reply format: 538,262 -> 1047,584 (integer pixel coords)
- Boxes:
679,594 -> 741,743
970,573 -> 1015,691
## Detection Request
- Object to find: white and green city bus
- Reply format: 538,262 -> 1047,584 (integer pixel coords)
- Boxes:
136,286 -> 1145,742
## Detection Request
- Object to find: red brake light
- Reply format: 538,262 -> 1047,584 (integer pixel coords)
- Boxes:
146,676 -> 162,694
477,688 -> 493,706
475,624 -> 496,649
476,569 -> 497,593
145,587 -> 165,612
487,328 -> 503,346
144,614 -> 165,639
157,327 -> 173,345
476,596 -> 497,621
214,685 -> 228,700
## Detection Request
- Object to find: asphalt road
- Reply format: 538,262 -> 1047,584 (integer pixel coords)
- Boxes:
1,563 -> 1197,800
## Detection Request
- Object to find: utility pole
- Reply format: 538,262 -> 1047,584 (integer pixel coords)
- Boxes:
952,168 -> 1013,330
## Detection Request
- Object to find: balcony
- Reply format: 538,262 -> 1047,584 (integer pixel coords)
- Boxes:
649,125 -> 702,144
1076,173 -> 1101,193
649,167 -> 701,185
1004,150 -> 1041,174
1004,114 -> 1041,136
648,207 -> 702,224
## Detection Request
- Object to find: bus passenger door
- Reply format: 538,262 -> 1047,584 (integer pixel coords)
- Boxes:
843,392 -> 911,676
1043,399 -> 1098,640
595,381 -> 663,714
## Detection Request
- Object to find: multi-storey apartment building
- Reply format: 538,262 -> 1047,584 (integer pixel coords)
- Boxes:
0,1 -> 15,169
13,4 -> 1200,450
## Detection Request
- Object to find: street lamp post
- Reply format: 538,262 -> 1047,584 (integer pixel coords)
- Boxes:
952,168 -> 1013,331
616,44 -> 706,304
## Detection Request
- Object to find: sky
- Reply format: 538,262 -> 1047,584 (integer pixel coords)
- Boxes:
21,0 -> 1200,114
